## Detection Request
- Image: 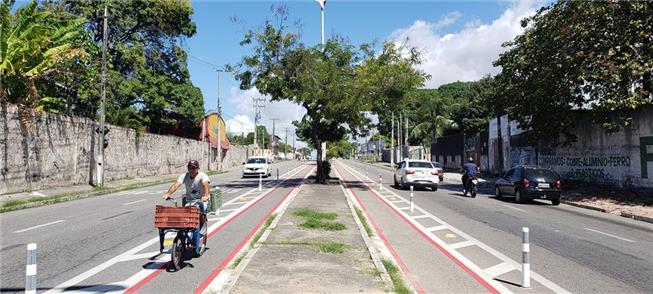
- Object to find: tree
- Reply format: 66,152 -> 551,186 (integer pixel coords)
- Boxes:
232,7 -> 426,182
297,147 -> 311,159
36,0 -> 204,132
1,0 -> 87,121
494,0 -> 653,145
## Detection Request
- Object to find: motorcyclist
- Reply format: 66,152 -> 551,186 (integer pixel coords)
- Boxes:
162,160 -> 210,255
462,157 -> 478,193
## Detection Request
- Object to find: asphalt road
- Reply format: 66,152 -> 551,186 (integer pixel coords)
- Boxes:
0,160 -> 308,293
338,159 -> 653,293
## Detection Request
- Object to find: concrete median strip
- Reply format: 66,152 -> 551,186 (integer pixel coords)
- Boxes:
202,167 -> 315,293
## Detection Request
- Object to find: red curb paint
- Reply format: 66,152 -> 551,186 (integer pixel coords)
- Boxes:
124,165 -> 311,294
337,163 -> 501,294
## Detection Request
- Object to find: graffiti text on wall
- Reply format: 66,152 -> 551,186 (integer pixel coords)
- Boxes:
539,154 -> 630,183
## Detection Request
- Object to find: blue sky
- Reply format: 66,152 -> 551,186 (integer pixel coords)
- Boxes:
184,0 -> 544,145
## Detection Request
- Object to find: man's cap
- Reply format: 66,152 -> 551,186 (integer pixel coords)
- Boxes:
187,160 -> 200,168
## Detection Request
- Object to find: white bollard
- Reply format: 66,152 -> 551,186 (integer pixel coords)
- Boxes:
25,243 -> 37,294
379,174 -> 383,190
366,170 -> 369,182
410,186 -> 414,212
522,227 -> 531,288
258,174 -> 262,192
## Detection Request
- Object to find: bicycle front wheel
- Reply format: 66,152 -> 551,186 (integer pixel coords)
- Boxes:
171,234 -> 184,271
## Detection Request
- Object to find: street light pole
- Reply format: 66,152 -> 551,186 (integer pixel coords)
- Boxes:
96,4 -> 108,187
316,0 -> 327,161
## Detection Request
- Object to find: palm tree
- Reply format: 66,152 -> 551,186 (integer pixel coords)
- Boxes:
411,115 -> 458,155
0,0 -> 86,115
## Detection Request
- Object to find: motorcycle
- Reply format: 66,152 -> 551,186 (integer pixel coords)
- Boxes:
464,176 -> 478,198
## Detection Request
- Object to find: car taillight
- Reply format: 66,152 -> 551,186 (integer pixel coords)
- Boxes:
522,178 -> 530,188
556,180 -> 561,189
406,170 -> 415,174
431,171 -> 438,175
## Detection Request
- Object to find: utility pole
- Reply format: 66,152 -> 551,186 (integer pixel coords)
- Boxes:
270,118 -> 279,155
285,127 -> 290,156
405,111 -> 409,146
216,68 -> 226,171
252,97 -> 266,151
391,112 -> 395,167
95,4 -> 108,187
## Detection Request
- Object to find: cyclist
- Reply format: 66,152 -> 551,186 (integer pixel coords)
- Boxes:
162,160 -> 210,255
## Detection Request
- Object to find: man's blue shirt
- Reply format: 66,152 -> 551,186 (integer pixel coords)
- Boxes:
463,163 -> 478,176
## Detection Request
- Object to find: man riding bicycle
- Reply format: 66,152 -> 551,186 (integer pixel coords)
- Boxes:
162,160 -> 210,255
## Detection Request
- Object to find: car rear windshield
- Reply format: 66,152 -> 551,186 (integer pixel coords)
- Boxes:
408,162 -> 433,168
247,158 -> 266,164
431,162 -> 442,168
525,168 -> 558,180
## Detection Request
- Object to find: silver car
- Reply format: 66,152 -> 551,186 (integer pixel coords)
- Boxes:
393,160 -> 439,191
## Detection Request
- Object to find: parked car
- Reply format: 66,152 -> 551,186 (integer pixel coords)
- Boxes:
495,166 -> 561,205
393,160 -> 439,191
430,161 -> 444,182
242,156 -> 271,178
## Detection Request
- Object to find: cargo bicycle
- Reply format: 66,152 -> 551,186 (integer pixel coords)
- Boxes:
154,197 -> 208,271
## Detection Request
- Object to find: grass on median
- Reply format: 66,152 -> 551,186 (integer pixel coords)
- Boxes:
382,259 -> 411,294
268,241 -> 347,254
354,207 -> 374,237
292,208 -> 346,231
252,214 -> 277,246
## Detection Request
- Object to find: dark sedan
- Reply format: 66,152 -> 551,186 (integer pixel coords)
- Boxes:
495,166 -> 562,205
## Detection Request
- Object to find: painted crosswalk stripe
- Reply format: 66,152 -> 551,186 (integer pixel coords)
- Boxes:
448,240 -> 475,249
483,262 -> 515,278
427,225 -> 448,232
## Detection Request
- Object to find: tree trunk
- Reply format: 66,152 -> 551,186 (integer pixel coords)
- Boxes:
315,137 -> 327,183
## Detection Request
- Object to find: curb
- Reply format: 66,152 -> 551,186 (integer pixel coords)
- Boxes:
337,178 -> 395,291
560,200 -> 608,213
619,212 -> 653,224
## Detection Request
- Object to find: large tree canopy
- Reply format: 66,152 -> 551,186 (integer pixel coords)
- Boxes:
6,0 -> 205,133
233,8 -> 425,181
495,0 -> 653,144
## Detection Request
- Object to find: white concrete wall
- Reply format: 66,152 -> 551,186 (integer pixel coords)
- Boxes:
538,105 -> 653,188
1,104 -> 210,194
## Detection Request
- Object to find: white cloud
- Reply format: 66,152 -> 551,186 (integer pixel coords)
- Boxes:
225,87 -> 307,142
226,114 -> 255,133
389,0 -> 542,88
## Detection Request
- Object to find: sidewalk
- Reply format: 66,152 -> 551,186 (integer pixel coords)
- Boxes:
218,177 -> 391,293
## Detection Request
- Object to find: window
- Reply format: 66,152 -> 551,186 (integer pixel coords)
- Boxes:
408,162 -> 434,168
247,158 -> 266,164
504,169 -> 514,180
525,168 -> 558,180
431,162 -> 442,168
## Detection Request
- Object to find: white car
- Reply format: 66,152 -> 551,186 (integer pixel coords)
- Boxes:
242,157 -> 271,178
393,159 -> 439,191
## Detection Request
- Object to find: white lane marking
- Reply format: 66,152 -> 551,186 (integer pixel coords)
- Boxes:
483,262 -> 515,278
501,204 -> 525,212
398,207 -> 410,211
208,217 -> 223,222
44,164 -> 311,294
123,199 -> 146,205
449,240 -> 475,249
117,251 -> 162,262
390,199 -> 405,203
338,161 -> 572,294
219,208 -> 237,213
412,215 -> 430,219
428,225 -> 448,232
133,190 -> 152,195
15,220 -> 65,233
584,228 -> 636,243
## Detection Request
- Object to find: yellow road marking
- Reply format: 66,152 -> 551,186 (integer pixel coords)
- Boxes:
444,233 -> 457,238
163,240 -> 173,245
